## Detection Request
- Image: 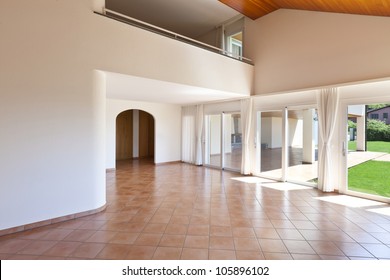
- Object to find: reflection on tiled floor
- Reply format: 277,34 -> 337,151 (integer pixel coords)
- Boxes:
1,159 -> 390,260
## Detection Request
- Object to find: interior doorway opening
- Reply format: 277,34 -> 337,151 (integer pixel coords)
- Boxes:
116,109 -> 155,164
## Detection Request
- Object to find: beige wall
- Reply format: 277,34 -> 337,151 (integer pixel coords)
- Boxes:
0,0 -> 252,230
245,9 -> 390,94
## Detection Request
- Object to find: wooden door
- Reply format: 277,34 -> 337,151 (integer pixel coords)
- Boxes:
139,111 -> 154,158
116,110 -> 133,160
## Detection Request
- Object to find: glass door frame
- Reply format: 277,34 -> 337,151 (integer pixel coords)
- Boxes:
340,99 -> 390,204
203,111 -> 242,173
204,114 -> 223,169
222,111 -> 242,172
254,108 -> 288,181
285,105 -> 319,188
254,105 -> 319,187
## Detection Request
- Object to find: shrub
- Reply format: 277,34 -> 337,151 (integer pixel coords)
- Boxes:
367,119 -> 390,141
348,120 -> 356,129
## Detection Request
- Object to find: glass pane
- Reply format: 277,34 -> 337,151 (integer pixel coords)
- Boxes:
286,109 -> 318,184
206,114 -> 222,167
347,104 -> 390,198
223,113 -> 242,171
259,111 -> 283,179
227,32 -> 242,59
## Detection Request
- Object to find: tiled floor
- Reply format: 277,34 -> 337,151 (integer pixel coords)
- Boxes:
1,159 -> 390,260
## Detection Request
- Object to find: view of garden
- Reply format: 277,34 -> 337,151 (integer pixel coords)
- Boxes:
348,104 -> 390,198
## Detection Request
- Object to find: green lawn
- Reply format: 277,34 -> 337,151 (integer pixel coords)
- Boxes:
348,160 -> 390,197
348,141 -> 390,153
348,141 -> 390,198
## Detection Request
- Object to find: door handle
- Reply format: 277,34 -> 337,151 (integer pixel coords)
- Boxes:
342,141 -> 346,156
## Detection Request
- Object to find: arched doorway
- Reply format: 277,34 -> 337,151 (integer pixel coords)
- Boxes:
116,109 -> 155,163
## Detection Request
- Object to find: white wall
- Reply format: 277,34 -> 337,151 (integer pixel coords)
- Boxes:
204,100 -> 241,114
0,0 -> 253,230
0,0 -> 108,230
260,117 -> 284,149
271,117 -> 283,148
209,115 -> 222,155
106,99 -> 181,167
288,119 -> 303,148
245,9 -> 390,94
348,105 -> 366,117
95,13 -> 253,96
260,117 -> 271,148
224,115 -> 232,153
197,28 -> 220,48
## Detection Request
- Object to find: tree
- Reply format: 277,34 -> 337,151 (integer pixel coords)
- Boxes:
348,120 -> 356,129
367,103 -> 390,110
367,119 -> 390,141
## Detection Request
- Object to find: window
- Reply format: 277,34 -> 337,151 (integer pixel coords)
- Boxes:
222,17 -> 244,60
383,112 -> 388,119
371,113 -> 379,119
228,32 -> 242,59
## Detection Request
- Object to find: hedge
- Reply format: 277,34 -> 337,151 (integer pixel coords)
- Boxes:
367,119 -> 390,141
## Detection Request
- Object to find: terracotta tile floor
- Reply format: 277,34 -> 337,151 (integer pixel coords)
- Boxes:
1,159 -> 390,260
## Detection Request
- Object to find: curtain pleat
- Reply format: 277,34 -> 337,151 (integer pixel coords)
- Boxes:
182,105 -> 203,165
241,98 -> 253,175
195,105 -> 204,165
317,88 -> 340,192
181,106 -> 196,164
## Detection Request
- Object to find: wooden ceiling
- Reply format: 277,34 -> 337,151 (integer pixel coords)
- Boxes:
219,0 -> 390,20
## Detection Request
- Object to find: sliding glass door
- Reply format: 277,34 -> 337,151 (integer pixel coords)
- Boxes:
257,110 -> 284,180
205,114 -> 222,168
256,107 -> 319,185
345,104 -> 390,201
286,109 -> 319,184
204,113 -> 242,172
223,113 -> 242,171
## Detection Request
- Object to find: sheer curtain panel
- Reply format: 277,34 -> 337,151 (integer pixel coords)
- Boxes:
195,105 -> 204,165
317,88 -> 340,192
241,98 -> 253,175
181,106 -> 196,164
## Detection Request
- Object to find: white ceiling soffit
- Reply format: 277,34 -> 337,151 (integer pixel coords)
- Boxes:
339,78 -> 390,96
105,71 -> 247,105
105,0 -> 239,38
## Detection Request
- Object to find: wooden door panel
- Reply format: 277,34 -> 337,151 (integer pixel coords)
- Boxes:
116,110 -> 133,160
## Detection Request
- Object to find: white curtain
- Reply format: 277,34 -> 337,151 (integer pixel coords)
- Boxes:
181,106 -> 196,164
195,105 -> 204,165
241,98 -> 253,175
182,105 -> 204,165
317,88 -> 340,192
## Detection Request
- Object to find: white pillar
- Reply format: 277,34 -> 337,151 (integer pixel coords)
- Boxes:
356,116 -> 366,151
303,109 -> 315,164
92,0 -> 105,14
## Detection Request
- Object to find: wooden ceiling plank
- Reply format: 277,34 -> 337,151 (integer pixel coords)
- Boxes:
219,0 -> 279,19
219,0 -> 390,20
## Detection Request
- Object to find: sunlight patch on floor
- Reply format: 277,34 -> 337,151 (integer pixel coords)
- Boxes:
368,207 -> 390,217
315,195 -> 386,208
231,176 -> 275,184
261,182 -> 313,191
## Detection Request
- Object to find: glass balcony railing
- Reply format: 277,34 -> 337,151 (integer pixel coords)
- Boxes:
95,8 -> 253,65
